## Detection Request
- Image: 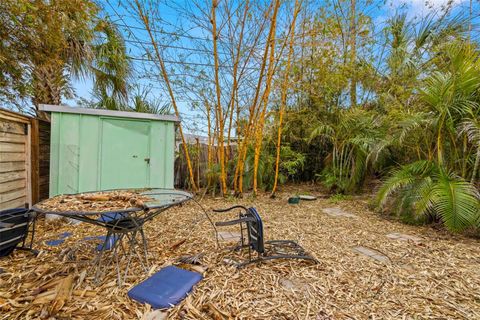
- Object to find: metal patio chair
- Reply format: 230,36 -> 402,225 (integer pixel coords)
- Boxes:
0,208 -> 37,257
213,205 -> 317,268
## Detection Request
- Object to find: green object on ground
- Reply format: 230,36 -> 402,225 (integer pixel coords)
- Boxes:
288,197 -> 300,204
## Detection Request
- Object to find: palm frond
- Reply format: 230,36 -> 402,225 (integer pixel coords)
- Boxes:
428,170 -> 479,232
376,160 -> 435,208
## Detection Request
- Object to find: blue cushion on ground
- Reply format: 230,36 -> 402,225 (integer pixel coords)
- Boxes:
45,239 -> 64,246
95,235 -> 119,251
83,235 -> 119,251
97,212 -> 128,223
83,235 -> 100,241
128,266 -> 202,309
59,232 -> 73,239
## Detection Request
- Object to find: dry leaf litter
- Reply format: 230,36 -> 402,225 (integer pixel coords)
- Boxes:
35,191 -> 154,213
1,186 -> 479,319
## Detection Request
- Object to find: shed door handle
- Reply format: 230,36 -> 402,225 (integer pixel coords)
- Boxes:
144,158 -> 150,164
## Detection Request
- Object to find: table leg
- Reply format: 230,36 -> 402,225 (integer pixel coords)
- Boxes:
140,228 -> 149,268
94,230 -> 111,283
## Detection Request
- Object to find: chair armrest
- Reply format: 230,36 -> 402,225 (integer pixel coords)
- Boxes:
213,205 -> 248,213
215,217 -> 255,227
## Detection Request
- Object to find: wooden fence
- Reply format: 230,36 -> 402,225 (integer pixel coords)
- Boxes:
0,109 -> 31,209
0,108 -> 50,209
175,142 -> 236,189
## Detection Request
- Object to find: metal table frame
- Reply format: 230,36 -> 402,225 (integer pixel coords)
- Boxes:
32,188 -> 192,285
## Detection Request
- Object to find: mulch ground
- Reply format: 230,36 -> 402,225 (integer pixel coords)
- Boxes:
1,186 -> 479,319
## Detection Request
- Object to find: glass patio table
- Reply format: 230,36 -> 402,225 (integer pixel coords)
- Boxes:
32,188 -> 193,285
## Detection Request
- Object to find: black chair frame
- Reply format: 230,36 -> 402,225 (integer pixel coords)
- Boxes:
0,208 -> 37,257
214,205 -> 317,268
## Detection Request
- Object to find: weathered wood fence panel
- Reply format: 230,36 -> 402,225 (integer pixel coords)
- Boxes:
175,142 -> 236,189
0,108 -> 51,208
0,109 -> 31,209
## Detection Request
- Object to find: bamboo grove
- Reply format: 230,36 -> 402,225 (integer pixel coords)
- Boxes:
1,0 -> 479,233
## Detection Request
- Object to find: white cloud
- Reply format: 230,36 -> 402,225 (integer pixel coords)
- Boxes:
411,0 -> 462,9
386,0 -> 465,18
391,0 -> 463,11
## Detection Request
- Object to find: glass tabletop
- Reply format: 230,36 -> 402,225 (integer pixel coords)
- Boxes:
141,189 -> 193,209
32,188 -> 193,216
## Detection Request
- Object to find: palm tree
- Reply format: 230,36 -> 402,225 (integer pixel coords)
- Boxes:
2,0 -> 130,112
129,87 -> 172,115
376,161 -> 479,232
375,42 -> 480,232
91,20 -> 131,110
309,108 -> 385,193
29,0 -> 97,110
459,118 -> 480,183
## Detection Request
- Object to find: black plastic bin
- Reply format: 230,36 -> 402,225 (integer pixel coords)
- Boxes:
0,208 -> 34,257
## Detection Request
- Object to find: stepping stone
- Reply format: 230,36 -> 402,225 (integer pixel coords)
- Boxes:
299,195 -> 317,201
352,246 -> 389,263
322,207 -> 357,218
386,232 -> 421,242
218,231 -> 241,242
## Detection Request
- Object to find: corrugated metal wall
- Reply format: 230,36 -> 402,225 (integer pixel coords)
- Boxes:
49,112 -> 175,196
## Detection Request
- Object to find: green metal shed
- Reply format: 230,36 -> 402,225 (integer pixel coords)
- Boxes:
39,104 -> 178,196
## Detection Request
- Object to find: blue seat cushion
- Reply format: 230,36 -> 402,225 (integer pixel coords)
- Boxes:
45,239 -> 64,246
128,266 -> 202,309
84,235 -> 119,251
97,212 -> 128,223
59,232 -> 73,239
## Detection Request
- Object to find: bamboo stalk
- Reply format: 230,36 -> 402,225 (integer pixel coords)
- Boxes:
271,0 -> 301,197
226,0 -> 249,175
237,2 -> 292,195
211,0 -> 228,196
349,0 -> 357,108
133,0 -> 198,192
250,0 -> 295,195
205,98 -> 213,189
252,0 -> 281,195
233,2 -> 275,195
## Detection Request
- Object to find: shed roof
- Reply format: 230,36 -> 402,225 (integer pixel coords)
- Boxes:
39,104 -> 179,122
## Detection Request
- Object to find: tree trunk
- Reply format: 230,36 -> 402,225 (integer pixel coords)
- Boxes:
233,1 -> 275,195
32,61 -> 64,116
271,0 -> 301,197
226,0 -> 249,174
133,0 -> 198,192
211,0 -> 228,196
349,0 -> 357,108
253,0 -> 281,196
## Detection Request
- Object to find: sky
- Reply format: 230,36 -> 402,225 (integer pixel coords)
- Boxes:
67,0 -> 477,134
69,0 -> 213,134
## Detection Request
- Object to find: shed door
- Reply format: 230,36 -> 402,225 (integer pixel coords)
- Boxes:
100,119 -> 150,190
